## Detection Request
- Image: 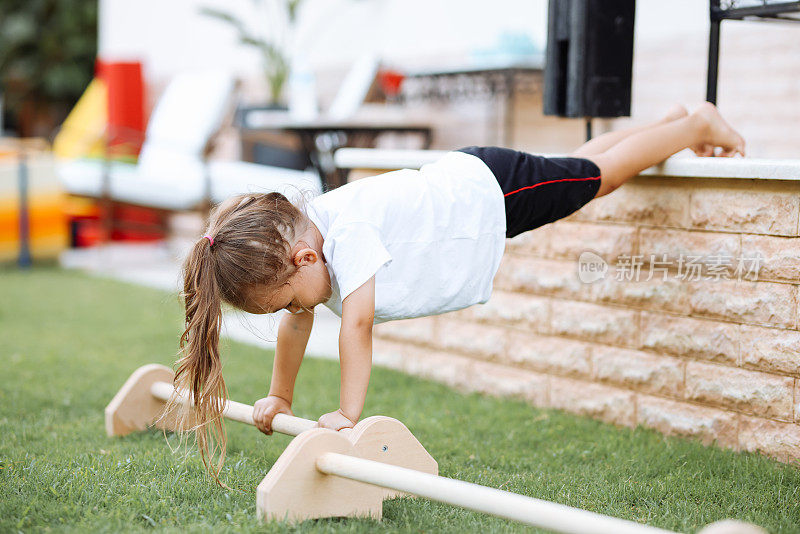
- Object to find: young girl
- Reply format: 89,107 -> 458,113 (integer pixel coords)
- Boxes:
175,102 -> 745,475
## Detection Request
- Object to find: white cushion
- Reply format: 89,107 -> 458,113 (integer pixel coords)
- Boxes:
56,70 -> 322,211
139,70 -> 235,166
208,160 -> 323,205
57,70 -> 235,209
58,157 -> 320,210
56,158 -> 136,197
109,157 -> 207,210
56,157 -> 104,196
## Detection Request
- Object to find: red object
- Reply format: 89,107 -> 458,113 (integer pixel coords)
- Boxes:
89,59 -> 164,244
110,205 -> 167,242
69,206 -> 166,247
71,215 -> 102,248
96,59 -> 147,155
378,69 -> 405,98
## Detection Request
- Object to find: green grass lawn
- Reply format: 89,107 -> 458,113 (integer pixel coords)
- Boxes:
2,267 -> 799,533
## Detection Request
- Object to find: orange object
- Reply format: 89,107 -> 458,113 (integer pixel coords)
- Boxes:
0,159 -> 69,262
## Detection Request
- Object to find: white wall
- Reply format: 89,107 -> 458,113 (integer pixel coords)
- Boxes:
99,0 -> 549,80
99,0 -> 719,78
98,0 -> 800,157
98,0 -> 262,79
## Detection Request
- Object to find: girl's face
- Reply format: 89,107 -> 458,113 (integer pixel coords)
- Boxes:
242,248 -> 331,315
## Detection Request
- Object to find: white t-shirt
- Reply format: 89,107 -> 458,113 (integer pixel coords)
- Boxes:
305,151 -> 506,324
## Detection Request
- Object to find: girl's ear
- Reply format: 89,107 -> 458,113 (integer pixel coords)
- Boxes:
294,248 -> 318,267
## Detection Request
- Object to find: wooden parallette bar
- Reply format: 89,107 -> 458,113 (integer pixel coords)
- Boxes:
257,427 -> 677,533
148,380 -> 316,437
107,365 -> 766,533
258,429 -> 767,533
105,364 -> 439,501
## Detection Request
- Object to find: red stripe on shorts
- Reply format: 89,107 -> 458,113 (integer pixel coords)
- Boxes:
503,175 -> 602,198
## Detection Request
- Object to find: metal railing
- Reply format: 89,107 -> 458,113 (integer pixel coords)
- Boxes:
707,0 -> 800,103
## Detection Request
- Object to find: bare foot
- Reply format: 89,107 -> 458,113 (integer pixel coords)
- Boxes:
692,102 -> 746,157
662,104 -> 714,156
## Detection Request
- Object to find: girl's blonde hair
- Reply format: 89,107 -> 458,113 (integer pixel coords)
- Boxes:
171,192 -> 305,481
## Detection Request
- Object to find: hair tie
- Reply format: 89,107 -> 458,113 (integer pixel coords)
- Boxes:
203,235 -> 214,246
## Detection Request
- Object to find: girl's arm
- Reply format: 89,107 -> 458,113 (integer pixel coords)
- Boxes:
269,309 -> 314,403
253,309 -> 314,434
317,276 -> 375,430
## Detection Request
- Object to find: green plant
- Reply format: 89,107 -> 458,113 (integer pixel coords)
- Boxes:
0,0 -> 98,136
200,0 -> 303,105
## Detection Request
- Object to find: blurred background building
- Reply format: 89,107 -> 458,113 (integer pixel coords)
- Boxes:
94,0 -> 799,157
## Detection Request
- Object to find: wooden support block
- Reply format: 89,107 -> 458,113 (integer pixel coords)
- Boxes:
346,416 -> 438,498
698,520 -> 768,534
106,367 -> 438,491
256,428 -> 384,523
106,364 -> 439,499
255,417 -> 437,523
104,364 -> 176,436
108,364 -> 439,515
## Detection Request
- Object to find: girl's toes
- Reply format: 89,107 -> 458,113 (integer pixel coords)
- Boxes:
693,144 -> 714,157
724,140 -> 746,157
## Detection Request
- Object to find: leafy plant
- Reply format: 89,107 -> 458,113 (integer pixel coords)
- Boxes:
0,0 -> 98,136
200,0 -> 303,105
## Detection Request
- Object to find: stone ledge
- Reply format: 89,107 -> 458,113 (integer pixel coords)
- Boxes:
642,157 -> 800,181
335,148 -> 800,181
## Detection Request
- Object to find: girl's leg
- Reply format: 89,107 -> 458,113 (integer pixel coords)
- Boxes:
587,102 -> 745,198
572,104 -> 689,158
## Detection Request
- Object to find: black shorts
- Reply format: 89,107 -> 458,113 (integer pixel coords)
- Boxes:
458,146 -> 602,238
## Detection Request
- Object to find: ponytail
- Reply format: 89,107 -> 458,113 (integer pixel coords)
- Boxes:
166,192 -> 307,483
173,237 -> 228,483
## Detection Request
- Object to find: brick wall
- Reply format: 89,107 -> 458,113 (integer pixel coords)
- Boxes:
372,173 -> 800,463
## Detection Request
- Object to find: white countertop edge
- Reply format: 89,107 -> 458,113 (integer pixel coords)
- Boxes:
639,157 -> 800,180
334,148 -> 800,181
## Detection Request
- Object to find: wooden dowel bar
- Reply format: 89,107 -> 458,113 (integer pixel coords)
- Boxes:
315,452 -> 676,534
149,380 -> 316,437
